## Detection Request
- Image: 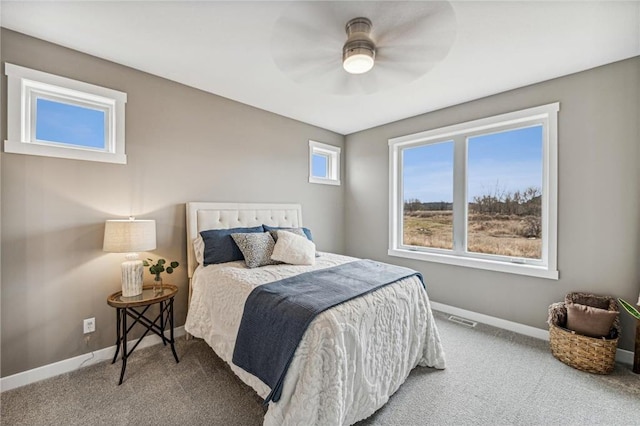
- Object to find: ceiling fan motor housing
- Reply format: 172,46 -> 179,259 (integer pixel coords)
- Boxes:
343,17 -> 376,73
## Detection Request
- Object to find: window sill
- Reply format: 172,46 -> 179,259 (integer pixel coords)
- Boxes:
4,140 -> 127,164
388,248 -> 559,280
308,177 -> 341,186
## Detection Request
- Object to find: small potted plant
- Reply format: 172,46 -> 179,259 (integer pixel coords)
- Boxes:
143,258 -> 179,293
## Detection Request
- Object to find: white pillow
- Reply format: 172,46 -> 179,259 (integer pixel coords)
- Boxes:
271,230 -> 316,265
193,235 -> 205,264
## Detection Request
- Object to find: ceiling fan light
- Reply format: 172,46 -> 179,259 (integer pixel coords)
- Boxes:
343,50 -> 375,74
342,17 -> 375,75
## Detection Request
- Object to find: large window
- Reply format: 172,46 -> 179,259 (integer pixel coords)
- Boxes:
4,63 -> 127,164
389,103 -> 559,279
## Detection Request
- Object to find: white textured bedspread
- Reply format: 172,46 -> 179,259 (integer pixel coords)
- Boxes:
184,252 -> 446,425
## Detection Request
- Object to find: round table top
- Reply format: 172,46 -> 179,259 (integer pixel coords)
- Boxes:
107,284 -> 178,308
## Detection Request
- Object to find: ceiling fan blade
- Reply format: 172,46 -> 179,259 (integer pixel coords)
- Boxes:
275,15 -> 343,47
271,2 -> 344,82
374,2 -> 456,46
274,47 -> 336,68
354,71 -> 379,95
376,61 -> 437,77
287,58 -> 342,83
377,43 -> 453,63
300,68 -> 354,95
273,1 -> 345,45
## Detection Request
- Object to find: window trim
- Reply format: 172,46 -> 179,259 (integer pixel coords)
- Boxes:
388,103 -> 559,279
4,63 -> 127,164
309,140 -> 341,186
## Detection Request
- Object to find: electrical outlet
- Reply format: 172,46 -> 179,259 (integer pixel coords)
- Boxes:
83,317 -> 95,334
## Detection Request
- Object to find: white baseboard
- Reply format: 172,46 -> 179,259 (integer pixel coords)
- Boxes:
431,301 -> 634,366
0,326 -> 185,393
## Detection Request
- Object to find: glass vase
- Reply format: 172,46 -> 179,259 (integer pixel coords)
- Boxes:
153,275 -> 163,294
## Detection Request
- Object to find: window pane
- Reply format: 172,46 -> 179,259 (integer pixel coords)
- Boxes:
312,153 -> 329,178
402,141 -> 454,250
35,98 -> 106,149
467,125 -> 543,259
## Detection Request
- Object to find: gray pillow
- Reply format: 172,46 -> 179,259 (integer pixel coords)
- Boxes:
231,232 -> 278,268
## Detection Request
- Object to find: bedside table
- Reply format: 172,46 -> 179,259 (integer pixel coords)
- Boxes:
107,284 -> 180,385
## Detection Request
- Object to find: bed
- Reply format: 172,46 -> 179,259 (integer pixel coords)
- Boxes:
184,202 -> 446,425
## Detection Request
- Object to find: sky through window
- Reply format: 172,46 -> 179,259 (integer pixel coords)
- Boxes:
35,98 -> 106,149
403,126 -> 542,202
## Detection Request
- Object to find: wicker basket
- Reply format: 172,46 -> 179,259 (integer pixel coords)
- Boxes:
547,293 -> 620,375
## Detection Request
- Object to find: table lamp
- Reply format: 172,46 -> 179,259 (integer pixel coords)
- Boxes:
103,218 -> 156,297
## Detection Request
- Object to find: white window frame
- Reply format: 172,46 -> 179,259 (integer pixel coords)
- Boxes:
309,140 -> 341,186
389,103 -> 559,279
4,63 -> 127,164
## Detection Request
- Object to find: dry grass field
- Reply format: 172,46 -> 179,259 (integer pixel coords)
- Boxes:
404,212 -> 454,250
403,210 -> 541,259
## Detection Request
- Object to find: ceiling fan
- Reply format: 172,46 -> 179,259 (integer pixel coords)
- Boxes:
270,1 -> 457,96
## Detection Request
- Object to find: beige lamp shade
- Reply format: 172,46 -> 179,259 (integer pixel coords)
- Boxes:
103,219 -> 157,253
104,219 -> 156,297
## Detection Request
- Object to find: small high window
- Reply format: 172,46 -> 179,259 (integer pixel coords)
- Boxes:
309,140 -> 340,186
4,63 -> 127,164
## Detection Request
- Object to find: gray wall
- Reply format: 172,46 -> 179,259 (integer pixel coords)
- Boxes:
0,29 -> 345,377
345,56 -> 640,352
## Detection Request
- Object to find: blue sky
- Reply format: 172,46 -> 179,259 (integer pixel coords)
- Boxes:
36,98 -> 106,149
403,125 -> 542,202
312,153 -> 328,178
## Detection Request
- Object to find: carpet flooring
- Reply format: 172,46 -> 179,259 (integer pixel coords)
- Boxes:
2,311 -> 639,425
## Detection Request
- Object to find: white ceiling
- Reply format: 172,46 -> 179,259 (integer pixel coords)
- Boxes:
1,1 -> 639,135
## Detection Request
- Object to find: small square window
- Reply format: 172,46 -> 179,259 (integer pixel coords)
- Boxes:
309,140 -> 341,186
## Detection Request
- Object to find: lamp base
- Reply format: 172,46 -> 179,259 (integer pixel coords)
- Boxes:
121,259 -> 143,297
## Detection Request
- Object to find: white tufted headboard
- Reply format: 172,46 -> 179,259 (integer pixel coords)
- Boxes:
185,202 -> 303,279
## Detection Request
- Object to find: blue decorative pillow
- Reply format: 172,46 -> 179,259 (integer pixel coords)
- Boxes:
263,224 -> 313,241
200,226 -> 264,265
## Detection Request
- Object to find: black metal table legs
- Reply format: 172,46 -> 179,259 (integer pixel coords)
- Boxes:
111,298 -> 180,385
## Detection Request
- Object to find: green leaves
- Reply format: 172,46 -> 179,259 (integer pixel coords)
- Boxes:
150,264 -> 164,275
144,258 -> 180,278
618,298 -> 640,321
165,261 -> 179,274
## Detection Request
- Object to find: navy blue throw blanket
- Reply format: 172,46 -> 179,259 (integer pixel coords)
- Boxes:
232,259 -> 424,404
